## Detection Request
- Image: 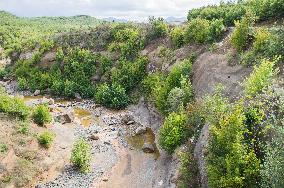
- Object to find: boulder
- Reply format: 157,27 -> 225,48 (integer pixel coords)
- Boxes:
54,112 -> 74,124
142,142 -> 155,153
75,93 -> 82,100
121,114 -> 134,124
48,98 -> 55,105
135,126 -> 147,135
39,52 -> 56,68
34,90 -> 41,96
89,134 -> 99,140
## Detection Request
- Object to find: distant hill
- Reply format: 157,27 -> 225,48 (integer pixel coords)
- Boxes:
164,16 -> 186,24
102,17 -> 128,23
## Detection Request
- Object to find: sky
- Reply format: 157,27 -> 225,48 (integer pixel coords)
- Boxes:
0,0 -> 221,21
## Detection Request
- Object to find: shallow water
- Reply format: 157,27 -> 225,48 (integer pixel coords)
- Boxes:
126,128 -> 160,159
73,107 -> 97,127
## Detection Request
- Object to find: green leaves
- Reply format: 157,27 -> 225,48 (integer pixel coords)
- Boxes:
244,59 -> 276,98
95,83 -> 129,109
32,105 -> 52,126
158,111 -> 189,154
71,139 -> 91,173
37,131 -> 55,148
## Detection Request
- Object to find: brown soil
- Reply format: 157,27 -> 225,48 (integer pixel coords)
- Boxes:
192,52 -> 252,100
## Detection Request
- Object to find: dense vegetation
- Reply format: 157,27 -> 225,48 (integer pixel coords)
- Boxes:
187,0 -> 284,26
1,0 -> 284,186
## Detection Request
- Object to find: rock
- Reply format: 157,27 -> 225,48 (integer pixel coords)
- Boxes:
126,121 -> 135,125
34,90 -> 41,96
90,134 -> 99,140
39,52 -> 56,68
75,93 -> 82,100
55,112 -> 74,124
102,177 -> 108,182
121,114 -> 134,124
104,141 -> 111,145
142,142 -> 155,153
92,74 -> 100,82
48,98 -> 55,105
135,126 -> 147,135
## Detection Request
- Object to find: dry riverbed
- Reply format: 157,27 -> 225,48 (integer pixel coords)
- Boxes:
0,79 -> 178,188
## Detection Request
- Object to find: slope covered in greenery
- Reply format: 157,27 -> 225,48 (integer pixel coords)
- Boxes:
0,0 -> 284,187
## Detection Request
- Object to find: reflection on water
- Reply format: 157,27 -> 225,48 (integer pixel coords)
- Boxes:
73,107 -> 96,128
126,128 -> 160,159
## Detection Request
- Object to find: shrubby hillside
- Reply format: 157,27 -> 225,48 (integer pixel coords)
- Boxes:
0,0 -> 284,187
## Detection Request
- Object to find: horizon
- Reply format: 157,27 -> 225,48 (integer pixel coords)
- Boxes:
0,0 -> 222,21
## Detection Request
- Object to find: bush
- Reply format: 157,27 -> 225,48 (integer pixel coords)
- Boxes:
150,59 -> 193,114
109,27 -> 144,60
159,111 -> 189,154
18,77 -> 28,90
185,18 -> 225,44
0,93 -> 30,120
0,68 -> 7,79
32,105 -> 52,126
71,139 -> 91,173
209,19 -> 225,42
147,17 -> 168,40
185,18 -> 210,44
231,13 -> 254,52
170,27 -> 185,48
167,87 -> 185,113
17,122 -> 29,135
111,56 -> 148,92
37,131 -> 55,148
206,104 -> 260,188
260,126 -> 284,188
242,28 -> 284,66
244,59 -> 276,98
187,2 -> 246,26
95,83 -> 129,109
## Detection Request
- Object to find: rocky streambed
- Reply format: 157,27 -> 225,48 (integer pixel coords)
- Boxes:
0,80 -> 178,188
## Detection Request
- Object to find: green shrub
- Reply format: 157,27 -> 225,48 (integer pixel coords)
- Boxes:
0,143 -> 8,154
209,19 -> 226,42
0,68 -> 7,79
187,2 -> 246,26
207,104 -> 260,188
150,59 -> 193,114
231,13 -> 254,52
242,28 -> 284,66
71,139 -> 91,173
244,59 -> 276,98
32,105 -> 52,126
167,77 -> 193,113
170,27 -> 185,48
260,126 -> 284,188
111,56 -> 148,92
147,17 -> 168,40
17,122 -> 29,135
0,94 -> 30,120
185,18 -> 225,44
37,131 -> 55,148
18,77 -> 28,90
167,87 -> 185,113
109,27 -> 144,60
185,18 -> 210,44
95,83 -> 129,109
158,111 -> 189,154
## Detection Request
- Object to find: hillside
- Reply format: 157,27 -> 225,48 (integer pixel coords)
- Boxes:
0,0 -> 284,187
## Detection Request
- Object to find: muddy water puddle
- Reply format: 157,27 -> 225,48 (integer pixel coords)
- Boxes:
126,128 -> 160,159
73,107 -> 99,128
